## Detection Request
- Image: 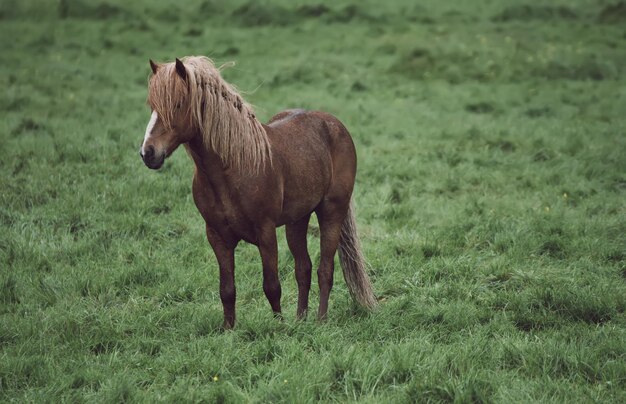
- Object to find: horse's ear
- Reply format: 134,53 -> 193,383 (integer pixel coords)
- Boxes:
175,58 -> 187,81
149,59 -> 159,74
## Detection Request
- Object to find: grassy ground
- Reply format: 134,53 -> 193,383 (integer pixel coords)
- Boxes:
1,0 -> 625,402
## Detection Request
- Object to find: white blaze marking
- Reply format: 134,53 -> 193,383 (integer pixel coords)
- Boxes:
141,110 -> 158,154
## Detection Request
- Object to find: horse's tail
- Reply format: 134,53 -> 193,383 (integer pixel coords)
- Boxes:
338,200 -> 378,310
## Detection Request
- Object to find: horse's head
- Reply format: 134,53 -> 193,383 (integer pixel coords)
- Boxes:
140,58 -> 194,169
140,56 -> 272,173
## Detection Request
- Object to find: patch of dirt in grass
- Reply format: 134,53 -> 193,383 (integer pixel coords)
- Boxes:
231,2 -> 376,27
597,2 -> 626,23
11,118 -> 51,135
538,239 -> 567,259
466,102 -> 496,114
534,59 -> 618,81
58,0 -> 128,20
492,5 -> 578,22
297,4 -> 331,18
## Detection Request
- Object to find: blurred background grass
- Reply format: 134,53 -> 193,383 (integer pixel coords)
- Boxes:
0,0 -> 625,402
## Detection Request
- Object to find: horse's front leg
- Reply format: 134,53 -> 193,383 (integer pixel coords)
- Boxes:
206,227 -> 237,330
257,225 -> 282,317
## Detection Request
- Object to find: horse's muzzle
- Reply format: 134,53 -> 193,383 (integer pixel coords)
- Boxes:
140,145 -> 164,170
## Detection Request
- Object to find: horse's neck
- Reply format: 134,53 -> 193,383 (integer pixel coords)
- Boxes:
184,135 -> 230,192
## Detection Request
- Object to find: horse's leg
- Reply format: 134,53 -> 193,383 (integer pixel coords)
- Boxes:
257,225 -> 282,317
205,227 -> 236,330
316,202 -> 349,320
286,214 -> 312,319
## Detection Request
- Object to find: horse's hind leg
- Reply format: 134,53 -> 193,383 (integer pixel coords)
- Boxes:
316,201 -> 349,320
286,214 -> 312,319
257,224 -> 282,317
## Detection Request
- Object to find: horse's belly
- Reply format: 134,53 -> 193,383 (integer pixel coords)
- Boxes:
278,169 -> 330,225
279,194 -> 322,225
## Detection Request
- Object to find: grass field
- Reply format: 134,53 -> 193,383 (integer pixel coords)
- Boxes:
1,0 -> 625,402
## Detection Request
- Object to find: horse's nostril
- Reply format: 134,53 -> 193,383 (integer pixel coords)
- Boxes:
141,145 -> 155,163
144,145 -> 155,159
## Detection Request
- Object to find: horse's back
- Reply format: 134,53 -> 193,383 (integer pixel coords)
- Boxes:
265,110 -> 357,223
268,109 -> 354,151
267,109 -> 307,127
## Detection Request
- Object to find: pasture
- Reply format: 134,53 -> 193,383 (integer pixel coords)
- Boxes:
1,0 -> 625,402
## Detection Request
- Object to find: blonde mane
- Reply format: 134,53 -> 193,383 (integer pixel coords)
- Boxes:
148,56 -> 271,173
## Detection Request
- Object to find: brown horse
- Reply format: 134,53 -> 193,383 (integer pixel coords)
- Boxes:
140,56 -> 376,329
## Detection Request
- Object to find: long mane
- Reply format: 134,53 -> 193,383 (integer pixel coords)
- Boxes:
147,56 -> 271,173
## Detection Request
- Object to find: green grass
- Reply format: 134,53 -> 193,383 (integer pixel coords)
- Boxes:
1,0 -> 625,402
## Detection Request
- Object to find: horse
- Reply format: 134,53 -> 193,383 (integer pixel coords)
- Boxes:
139,56 -> 376,329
